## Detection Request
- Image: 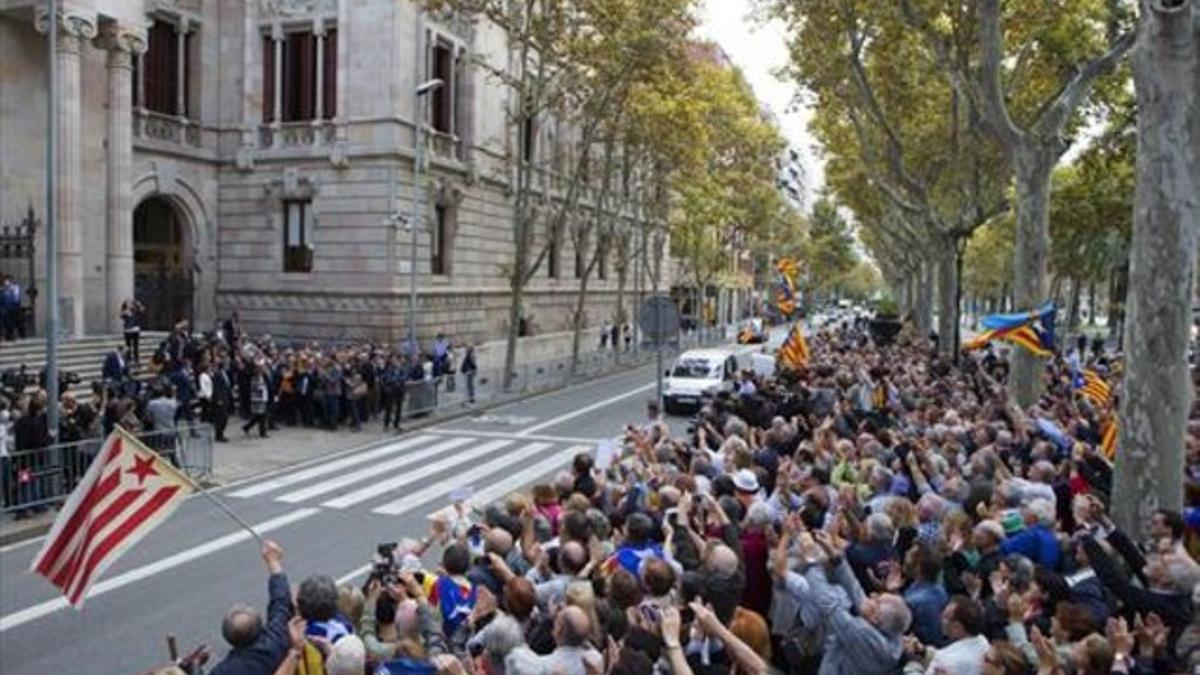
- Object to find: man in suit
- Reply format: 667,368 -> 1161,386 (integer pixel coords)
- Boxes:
210,358 -> 233,442
102,346 -> 129,384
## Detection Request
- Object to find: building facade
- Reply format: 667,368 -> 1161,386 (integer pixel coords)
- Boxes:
0,0 -> 666,344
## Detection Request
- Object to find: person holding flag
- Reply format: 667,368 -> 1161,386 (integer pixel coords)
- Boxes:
777,321 -> 809,371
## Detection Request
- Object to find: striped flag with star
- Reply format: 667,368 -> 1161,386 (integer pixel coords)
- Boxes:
30,427 -> 195,607
778,321 -> 810,371
1077,369 -> 1112,408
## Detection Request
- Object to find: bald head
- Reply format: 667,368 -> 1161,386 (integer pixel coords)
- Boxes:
708,545 -> 739,576
486,528 -> 514,555
221,603 -> 262,648
555,606 -> 591,648
560,541 -> 588,575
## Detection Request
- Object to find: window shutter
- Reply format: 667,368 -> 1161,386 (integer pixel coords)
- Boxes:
262,34 -> 274,123
323,29 -> 337,119
298,32 -> 315,121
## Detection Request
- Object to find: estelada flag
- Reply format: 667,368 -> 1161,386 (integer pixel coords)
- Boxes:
30,427 -> 194,607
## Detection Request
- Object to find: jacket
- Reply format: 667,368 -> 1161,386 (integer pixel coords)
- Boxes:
1083,534 -> 1194,653
210,572 -> 293,675
102,352 -> 127,381
800,560 -> 905,675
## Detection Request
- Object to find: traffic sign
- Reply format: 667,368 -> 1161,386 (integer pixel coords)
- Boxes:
639,295 -> 680,340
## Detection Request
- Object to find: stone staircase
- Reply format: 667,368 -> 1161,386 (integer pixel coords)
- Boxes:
0,332 -> 168,401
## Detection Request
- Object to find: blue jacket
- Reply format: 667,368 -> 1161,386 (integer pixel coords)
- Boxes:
903,581 -> 949,647
102,352 -> 127,381
210,572 -> 292,675
1001,524 -> 1061,570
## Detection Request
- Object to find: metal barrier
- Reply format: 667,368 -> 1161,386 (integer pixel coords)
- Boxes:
0,423 -> 214,515
396,331 -> 736,418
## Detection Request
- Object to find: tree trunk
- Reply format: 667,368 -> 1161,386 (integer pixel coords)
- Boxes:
936,240 -> 958,357
571,270 -> 593,375
1008,148 -> 1055,407
916,260 -> 935,336
1067,277 -> 1082,331
1088,281 -> 1097,325
1112,0 -> 1198,536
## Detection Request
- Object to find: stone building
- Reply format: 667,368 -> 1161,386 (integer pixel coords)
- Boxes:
0,0 -> 666,344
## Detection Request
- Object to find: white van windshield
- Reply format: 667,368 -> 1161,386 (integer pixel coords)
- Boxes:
672,359 -> 719,379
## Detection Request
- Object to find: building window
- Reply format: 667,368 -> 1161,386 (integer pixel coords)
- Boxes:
598,236 -> 608,281
263,28 -> 337,124
430,41 -> 454,133
138,20 -> 189,116
431,205 -> 449,276
574,245 -> 584,279
283,200 -> 313,273
548,230 -> 560,279
521,115 -> 536,163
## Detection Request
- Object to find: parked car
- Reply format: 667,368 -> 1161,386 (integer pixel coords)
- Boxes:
736,318 -> 768,344
662,348 -> 739,414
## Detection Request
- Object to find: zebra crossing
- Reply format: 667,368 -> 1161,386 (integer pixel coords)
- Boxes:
226,431 -> 597,516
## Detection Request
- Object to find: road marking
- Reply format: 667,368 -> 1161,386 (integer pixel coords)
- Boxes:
273,437 -> 476,504
321,438 -> 515,509
0,508 -> 320,633
516,383 -> 655,436
426,428 -> 605,444
371,442 -> 553,515
425,444 -> 592,522
229,435 -> 437,498
337,563 -> 373,586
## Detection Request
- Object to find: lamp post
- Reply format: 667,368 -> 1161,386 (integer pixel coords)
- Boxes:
407,78 -> 444,354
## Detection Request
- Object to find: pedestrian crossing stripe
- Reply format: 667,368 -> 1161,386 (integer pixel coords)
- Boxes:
321,438 -> 522,509
425,444 -> 593,522
370,441 -> 553,515
226,433 -> 591,516
275,436 -> 478,504
228,435 -> 438,498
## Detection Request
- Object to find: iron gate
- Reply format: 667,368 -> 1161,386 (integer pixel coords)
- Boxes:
135,267 -> 194,331
0,206 -> 38,337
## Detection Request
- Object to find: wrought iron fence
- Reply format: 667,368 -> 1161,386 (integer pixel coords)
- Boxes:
0,423 -> 213,515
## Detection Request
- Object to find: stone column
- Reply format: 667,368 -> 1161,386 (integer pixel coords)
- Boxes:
98,24 -> 147,332
313,20 -> 325,123
37,8 -> 97,336
175,18 -> 188,119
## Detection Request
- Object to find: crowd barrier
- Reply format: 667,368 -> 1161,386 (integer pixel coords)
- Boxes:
0,423 -> 214,515
398,329 -> 735,418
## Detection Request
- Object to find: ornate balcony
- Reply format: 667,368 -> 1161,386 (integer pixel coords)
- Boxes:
133,109 -> 201,147
258,121 -> 337,150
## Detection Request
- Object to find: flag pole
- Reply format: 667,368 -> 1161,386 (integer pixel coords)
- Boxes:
115,426 -> 264,544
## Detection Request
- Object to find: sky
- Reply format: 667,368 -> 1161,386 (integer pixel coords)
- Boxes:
697,0 -> 825,210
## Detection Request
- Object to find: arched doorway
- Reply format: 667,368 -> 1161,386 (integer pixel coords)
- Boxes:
133,196 -> 194,331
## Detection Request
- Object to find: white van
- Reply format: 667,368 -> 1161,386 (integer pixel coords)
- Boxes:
662,348 -> 739,414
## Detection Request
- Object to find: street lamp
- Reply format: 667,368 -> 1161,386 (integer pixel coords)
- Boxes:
407,78 -> 443,355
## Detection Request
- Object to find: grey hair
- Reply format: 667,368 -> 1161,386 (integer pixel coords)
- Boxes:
723,416 -> 748,439
876,595 -> 912,636
482,614 -> 525,662
996,481 -> 1023,508
1025,498 -> 1056,527
865,513 -> 894,543
1164,556 -> 1200,593
297,574 -> 340,621
871,466 -> 894,490
744,501 -> 772,529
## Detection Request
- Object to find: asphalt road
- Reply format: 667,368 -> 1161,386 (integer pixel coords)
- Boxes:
0,342 -> 765,675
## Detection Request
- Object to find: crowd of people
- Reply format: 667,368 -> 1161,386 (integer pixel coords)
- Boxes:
0,311 -> 479,514
178,318 -> 1200,675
